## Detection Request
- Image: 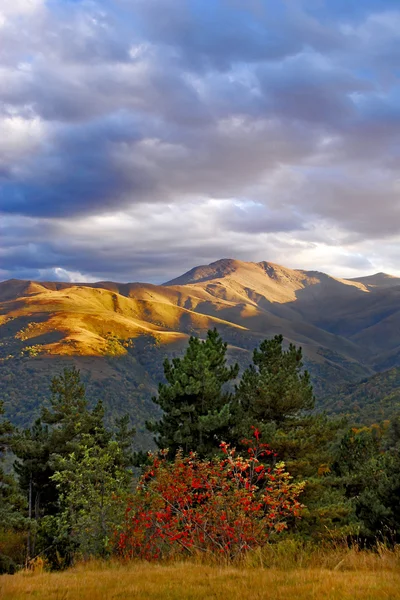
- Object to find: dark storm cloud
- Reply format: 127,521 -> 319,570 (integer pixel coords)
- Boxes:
1,0 -> 400,281
0,115 -> 151,216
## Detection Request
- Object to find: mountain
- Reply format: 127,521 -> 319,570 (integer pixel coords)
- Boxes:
348,272 -> 400,290
1,258 -> 400,435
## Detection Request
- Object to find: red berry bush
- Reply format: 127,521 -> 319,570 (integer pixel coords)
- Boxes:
117,431 -> 304,560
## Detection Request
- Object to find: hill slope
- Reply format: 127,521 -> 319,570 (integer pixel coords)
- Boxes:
321,367 -> 400,424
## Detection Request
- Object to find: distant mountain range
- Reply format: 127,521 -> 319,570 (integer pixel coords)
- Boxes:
1,258 -> 400,439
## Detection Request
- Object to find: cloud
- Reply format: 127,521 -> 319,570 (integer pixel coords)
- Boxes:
0,0 -> 400,282
127,0 -> 345,71
2,200 -> 399,283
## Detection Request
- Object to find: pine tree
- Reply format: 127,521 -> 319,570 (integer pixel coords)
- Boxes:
114,414 -> 136,468
334,419 -> 400,542
0,400 -> 25,529
0,400 -> 25,573
233,335 -> 314,430
12,367 -> 113,562
42,367 -> 110,451
231,335 -> 319,469
147,329 -> 239,456
13,368 -> 110,521
231,335 -> 348,538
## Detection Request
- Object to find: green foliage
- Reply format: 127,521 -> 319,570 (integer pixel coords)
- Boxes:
0,326 -> 389,445
229,336 -> 330,477
0,352 -> 157,449
232,334 -> 314,431
12,367 -> 135,564
3,330 -> 400,567
334,418 -> 400,542
51,435 -> 131,558
0,399 -> 27,569
20,345 -> 42,358
0,400 -> 25,532
0,553 -> 16,574
0,398 -> 13,453
147,329 -> 239,457
114,414 -> 136,467
230,336 -> 351,539
144,332 -> 352,540
44,367 -> 88,424
322,367 -> 400,423
13,368 -> 110,529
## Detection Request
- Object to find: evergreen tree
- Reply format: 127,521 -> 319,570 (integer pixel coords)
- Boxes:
13,368 -> 109,522
0,400 -> 26,573
231,335 -> 349,538
148,328 -> 239,456
233,335 -> 314,431
0,400 -> 25,529
334,419 -> 400,542
12,367 -> 115,562
231,335 -> 321,470
114,415 -> 136,469
42,367 -> 110,450
13,420 -> 55,521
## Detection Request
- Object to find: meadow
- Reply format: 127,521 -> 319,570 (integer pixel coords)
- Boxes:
1,545 -> 400,600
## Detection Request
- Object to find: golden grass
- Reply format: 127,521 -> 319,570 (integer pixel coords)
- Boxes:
1,282 -> 247,357
1,547 -> 400,600
0,259 -> 388,360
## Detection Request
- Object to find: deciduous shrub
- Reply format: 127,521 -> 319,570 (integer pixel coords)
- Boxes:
117,430 -> 304,560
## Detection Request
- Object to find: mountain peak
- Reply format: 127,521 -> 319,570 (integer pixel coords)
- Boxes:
347,272 -> 400,288
163,258 -> 244,286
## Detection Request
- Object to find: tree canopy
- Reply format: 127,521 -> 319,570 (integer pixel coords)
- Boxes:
147,328 -> 238,456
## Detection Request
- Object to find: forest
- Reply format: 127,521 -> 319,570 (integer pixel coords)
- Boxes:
1,330 -> 399,575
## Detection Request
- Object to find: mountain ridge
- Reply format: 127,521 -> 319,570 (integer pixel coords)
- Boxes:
1,258 -> 400,430
1,258 -> 399,363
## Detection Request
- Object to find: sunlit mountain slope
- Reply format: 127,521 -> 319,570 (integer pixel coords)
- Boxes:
1,258 -> 400,430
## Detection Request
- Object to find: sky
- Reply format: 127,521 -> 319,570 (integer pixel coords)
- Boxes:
1,0 -> 400,284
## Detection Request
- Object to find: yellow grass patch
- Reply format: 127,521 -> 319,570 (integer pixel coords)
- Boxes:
1,557 -> 400,600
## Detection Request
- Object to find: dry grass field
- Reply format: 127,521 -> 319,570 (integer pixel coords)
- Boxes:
1,547 -> 400,600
